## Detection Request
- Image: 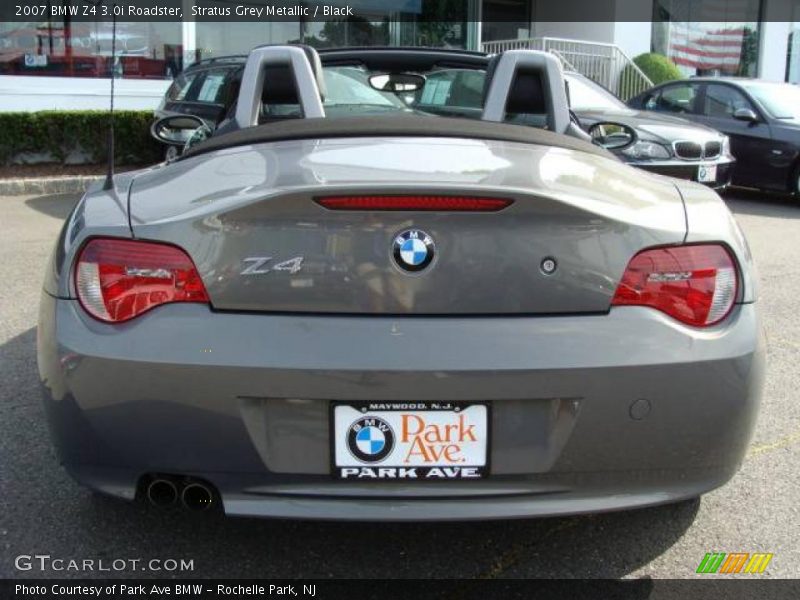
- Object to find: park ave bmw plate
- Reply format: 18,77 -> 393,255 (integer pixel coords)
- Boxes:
332,402 -> 489,479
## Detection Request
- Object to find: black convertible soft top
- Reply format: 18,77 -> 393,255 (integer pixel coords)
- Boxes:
182,114 -> 612,160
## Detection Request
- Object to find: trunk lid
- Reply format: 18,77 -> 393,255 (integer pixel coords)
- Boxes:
129,136 -> 686,315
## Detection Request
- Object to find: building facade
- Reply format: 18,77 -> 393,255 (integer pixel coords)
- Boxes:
1,0 -> 799,111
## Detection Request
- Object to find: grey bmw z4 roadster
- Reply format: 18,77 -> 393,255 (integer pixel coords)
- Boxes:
37,46 -> 765,520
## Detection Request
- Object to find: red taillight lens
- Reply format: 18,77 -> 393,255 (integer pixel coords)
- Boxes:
316,195 -> 512,212
611,244 -> 738,327
75,238 -> 209,323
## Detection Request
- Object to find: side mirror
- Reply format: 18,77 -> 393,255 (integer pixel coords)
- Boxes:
369,73 -> 426,93
150,115 -> 212,148
733,108 -> 758,123
587,122 -> 637,150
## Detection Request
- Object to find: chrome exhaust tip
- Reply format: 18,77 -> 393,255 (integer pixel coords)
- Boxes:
180,482 -> 214,512
146,478 -> 178,508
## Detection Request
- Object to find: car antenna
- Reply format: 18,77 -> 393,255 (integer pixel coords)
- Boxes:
95,1 -> 118,191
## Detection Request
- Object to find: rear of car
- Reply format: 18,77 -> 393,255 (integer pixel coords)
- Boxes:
38,47 -> 764,520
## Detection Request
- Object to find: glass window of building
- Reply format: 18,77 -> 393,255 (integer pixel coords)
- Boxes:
195,22 -> 303,61
481,0 -> 531,42
786,1 -> 800,82
0,21 -> 182,79
197,1 -> 475,57
652,0 -> 762,77
0,1 -> 478,80
303,19 -> 390,48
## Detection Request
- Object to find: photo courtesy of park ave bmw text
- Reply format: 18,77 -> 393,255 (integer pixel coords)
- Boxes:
0,0 -> 799,596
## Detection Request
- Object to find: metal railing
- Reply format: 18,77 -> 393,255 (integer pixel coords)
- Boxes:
481,37 -> 653,101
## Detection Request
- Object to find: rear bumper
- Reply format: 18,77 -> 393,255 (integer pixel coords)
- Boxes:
38,295 -> 765,520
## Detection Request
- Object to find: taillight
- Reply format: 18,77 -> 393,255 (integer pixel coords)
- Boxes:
75,238 -> 209,323
315,195 -> 512,211
611,244 -> 738,327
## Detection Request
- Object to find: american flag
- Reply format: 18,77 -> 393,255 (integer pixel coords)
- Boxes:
657,0 -> 757,74
667,22 -> 746,73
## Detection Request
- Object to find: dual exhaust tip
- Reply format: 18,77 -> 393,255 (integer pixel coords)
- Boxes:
145,477 -> 215,512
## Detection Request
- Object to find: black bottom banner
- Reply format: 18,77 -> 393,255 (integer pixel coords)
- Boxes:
3,579 -> 800,600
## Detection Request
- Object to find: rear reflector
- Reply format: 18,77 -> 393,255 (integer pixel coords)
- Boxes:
75,238 -> 209,323
611,244 -> 737,327
316,195 -> 513,212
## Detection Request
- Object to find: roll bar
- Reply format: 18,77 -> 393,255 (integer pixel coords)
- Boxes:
235,45 -> 326,129
233,46 -> 572,137
481,50 -> 570,135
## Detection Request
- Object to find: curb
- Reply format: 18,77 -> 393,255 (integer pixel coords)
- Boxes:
0,176 -> 103,196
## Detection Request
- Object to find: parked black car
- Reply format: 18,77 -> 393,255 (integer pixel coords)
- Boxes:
565,72 -> 734,189
154,56 -> 245,159
628,77 -> 800,195
155,55 -> 245,124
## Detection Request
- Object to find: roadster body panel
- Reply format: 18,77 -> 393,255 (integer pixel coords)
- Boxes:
127,134 -> 685,315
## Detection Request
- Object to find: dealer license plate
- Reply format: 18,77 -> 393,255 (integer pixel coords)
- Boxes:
697,164 -> 717,183
332,402 -> 489,480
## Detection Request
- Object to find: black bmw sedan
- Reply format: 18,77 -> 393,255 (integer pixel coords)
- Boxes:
628,77 -> 800,196
566,72 -> 735,189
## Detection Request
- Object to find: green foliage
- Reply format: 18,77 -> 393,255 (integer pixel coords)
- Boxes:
738,27 -> 759,77
0,111 -> 161,166
631,53 -> 684,85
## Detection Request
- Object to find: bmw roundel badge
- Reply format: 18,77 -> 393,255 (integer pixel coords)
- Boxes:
392,229 -> 436,273
347,416 -> 395,463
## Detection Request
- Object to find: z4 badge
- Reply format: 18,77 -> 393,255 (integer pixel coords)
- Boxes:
240,256 -> 304,275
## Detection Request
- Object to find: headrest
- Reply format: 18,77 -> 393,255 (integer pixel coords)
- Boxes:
480,51 -> 569,133
261,44 -> 326,106
483,56 -> 545,116
505,70 -> 546,115
261,64 -> 298,105
236,45 -> 326,128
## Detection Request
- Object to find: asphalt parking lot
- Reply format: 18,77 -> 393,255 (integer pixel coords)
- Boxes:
1,190 -> 798,580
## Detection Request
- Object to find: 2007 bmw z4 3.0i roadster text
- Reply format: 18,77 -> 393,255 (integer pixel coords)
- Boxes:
37,46 -> 765,520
